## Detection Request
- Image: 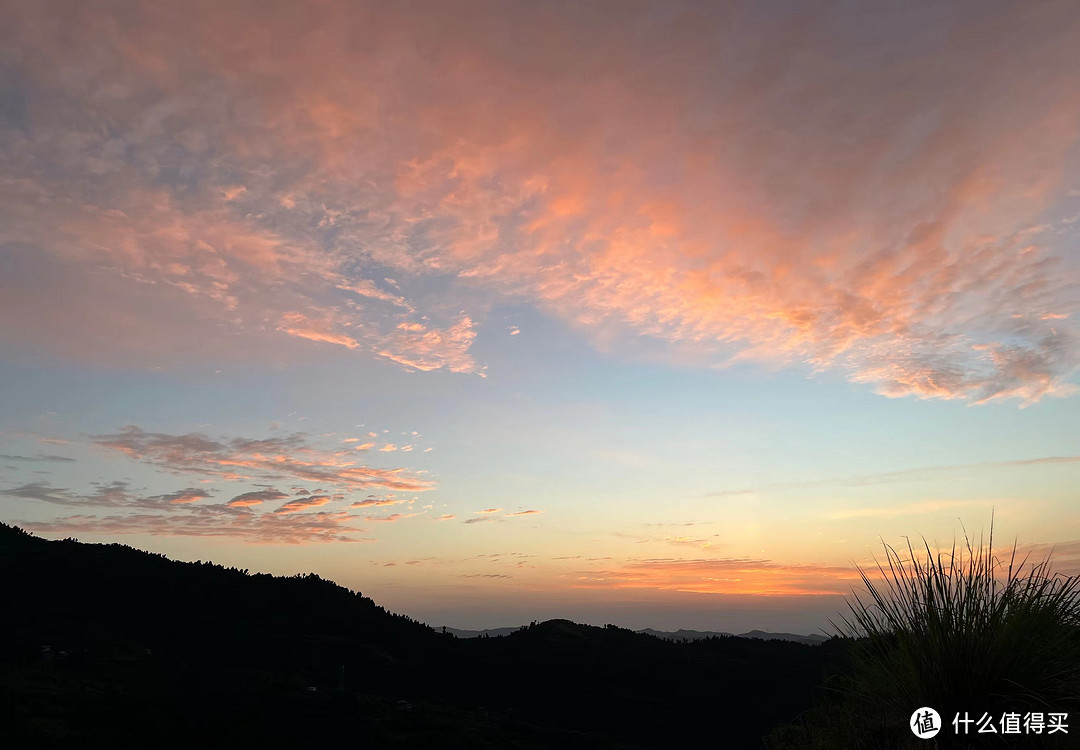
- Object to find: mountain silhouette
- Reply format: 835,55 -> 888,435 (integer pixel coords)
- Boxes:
448,625 -> 828,645
636,628 -> 828,645
1,524 -> 847,748
440,626 -> 524,639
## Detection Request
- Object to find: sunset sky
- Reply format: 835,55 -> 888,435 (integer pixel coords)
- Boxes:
2,0 -> 1079,633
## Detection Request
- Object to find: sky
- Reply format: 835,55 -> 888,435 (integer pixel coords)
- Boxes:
1,0 -> 1079,634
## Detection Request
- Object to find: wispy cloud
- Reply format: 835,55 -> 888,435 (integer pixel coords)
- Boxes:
1,481 -> 210,509
20,508 -> 368,544
663,537 -> 714,549
3,425 -> 437,543
462,573 -> 513,579
364,512 -> 419,523
92,426 -> 434,493
703,455 -> 1080,497
349,495 -> 406,508
0,453 -> 76,463
825,498 -> 995,521
5,476 -> 373,543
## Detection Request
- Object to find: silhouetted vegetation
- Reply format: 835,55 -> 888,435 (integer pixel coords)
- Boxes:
768,526 -> 1080,749
1,523 -> 844,748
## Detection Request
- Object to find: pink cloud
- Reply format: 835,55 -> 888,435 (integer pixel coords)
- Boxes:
1,1 -> 1077,400
377,317 -> 482,376
278,312 -> 359,350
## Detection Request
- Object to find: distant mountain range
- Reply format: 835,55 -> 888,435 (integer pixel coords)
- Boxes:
639,628 -> 830,646
443,625 -> 830,646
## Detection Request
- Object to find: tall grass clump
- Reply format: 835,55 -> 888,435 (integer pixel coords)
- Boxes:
834,523 -> 1080,741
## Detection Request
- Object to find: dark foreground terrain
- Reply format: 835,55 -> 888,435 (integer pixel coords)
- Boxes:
1,524 -> 844,748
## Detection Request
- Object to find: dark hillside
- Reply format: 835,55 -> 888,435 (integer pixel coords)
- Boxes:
1,524 -> 844,748
440,618 -> 845,748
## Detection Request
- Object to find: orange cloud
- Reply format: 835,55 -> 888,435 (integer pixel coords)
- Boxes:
162,489 -> 211,504
275,495 -> 331,514
574,558 -> 862,597
227,489 -> 289,507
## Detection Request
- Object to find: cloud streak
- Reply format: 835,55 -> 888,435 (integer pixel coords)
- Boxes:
20,508 -> 368,544
92,426 -> 434,493
703,454 -> 1080,498
0,453 -> 77,463
1,425 -> 437,543
5,480 -> 370,543
1,481 -> 210,509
